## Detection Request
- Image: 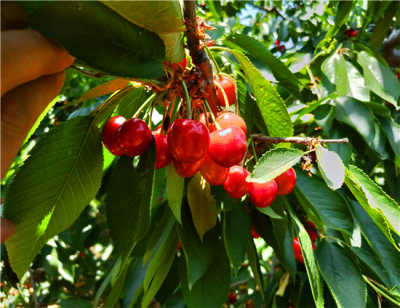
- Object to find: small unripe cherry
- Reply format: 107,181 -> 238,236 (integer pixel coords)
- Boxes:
214,75 -> 236,107
173,157 -> 205,178
153,133 -> 171,169
223,165 -> 249,199
210,112 -> 247,134
102,115 -> 126,156
167,119 -> 210,163
248,180 -> 278,208
200,154 -> 229,186
275,168 -> 296,195
117,118 -> 152,157
208,127 -> 247,168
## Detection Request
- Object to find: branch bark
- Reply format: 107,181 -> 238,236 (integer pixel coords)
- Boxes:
184,0 -> 218,113
383,29 -> 400,67
251,135 -> 349,146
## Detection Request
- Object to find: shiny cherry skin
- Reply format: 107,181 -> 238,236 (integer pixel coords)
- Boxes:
200,154 -> 229,186
275,168 -> 296,195
102,115 -> 126,156
293,237 -> 316,263
248,180 -> 278,208
208,127 -> 247,168
167,119 -> 210,163
210,112 -> 247,134
214,75 -> 236,107
173,157 -> 205,178
153,133 -> 171,169
251,226 -> 260,239
117,118 -> 152,157
223,165 -> 249,199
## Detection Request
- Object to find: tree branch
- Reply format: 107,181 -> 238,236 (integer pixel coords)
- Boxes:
251,135 -> 349,146
251,4 -> 286,20
184,0 -> 218,113
383,29 -> 400,67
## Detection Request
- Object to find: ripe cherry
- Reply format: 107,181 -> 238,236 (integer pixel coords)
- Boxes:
275,168 -> 296,195
274,39 -> 281,47
117,118 -> 152,157
251,226 -> 260,239
214,75 -> 236,107
102,115 -> 126,156
153,133 -> 171,169
200,154 -> 229,186
173,157 -> 204,178
293,237 -> 316,263
223,165 -> 249,199
208,127 -> 247,168
305,221 -> 318,241
248,180 -> 277,208
167,119 -> 210,163
345,28 -> 358,38
210,112 -> 247,134
228,291 -> 238,304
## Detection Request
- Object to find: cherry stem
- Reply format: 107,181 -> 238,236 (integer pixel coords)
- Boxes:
133,92 -> 157,119
251,135 -> 349,146
214,80 -> 229,109
204,99 -> 221,130
181,80 -> 192,119
204,45 -> 221,74
250,140 -> 258,163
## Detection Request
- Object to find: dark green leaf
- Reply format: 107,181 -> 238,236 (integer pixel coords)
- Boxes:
231,49 -> 293,138
4,116 -> 103,279
294,168 -> 353,235
247,148 -> 304,183
226,34 -> 299,95
223,199 -> 251,273
369,2 -> 399,50
59,298 -> 92,308
345,165 -> 400,248
357,51 -> 400,107
166,165 -> 184,224
315,144 -> 345,190
379,117 -> 400,163
23,1 -> 165,79
317,242 -> 367,308
247,239 -> 264,298
105,144 -> 156,256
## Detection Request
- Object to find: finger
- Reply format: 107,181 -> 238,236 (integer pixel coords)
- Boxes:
1,71 -> 65,178
1,29 -> 74,96
0,217 -> 16,243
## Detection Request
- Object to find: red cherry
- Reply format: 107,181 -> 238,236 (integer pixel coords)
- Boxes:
153,133 -> 171,169
117,118 -> 152,157
251,226 -> 260,239
208,127 -> 247,168
274,39 -> 281,46
248,180 -> 277,208
275,168 -> 296,195
223,165 -> 249,199
102,116 -> 126,156
214,75 -> 236,107
278,45 -> 285,52
228,291 -> 237,304
173,157 -> 205,178
293,237 -> 316,263
177,241 -> 182,252
200,154 -> 229,186
167,119 -> 210,163
345,28 -> 358,38
210,112 -> 247,134
305,221 -> 318,241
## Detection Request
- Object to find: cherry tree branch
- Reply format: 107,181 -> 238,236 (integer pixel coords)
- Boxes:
251,135 -> 349,146
184,0 -> 218,113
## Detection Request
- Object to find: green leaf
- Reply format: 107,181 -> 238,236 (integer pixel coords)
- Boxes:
113,86 -> 148,119
247,148 -> 304,183
180,234 -> 231,308
288,208 -> 324,308
316,242 -> 367,308
59,298 -> 92,308
166,165 -> 184,224
101,0 -> 185,62
315,144 -> 345,190
345,165 -> 400,248
142,227 -> 177,308
257,206 -> 284,219
294,168 -> 353,235
105,144 -> 156,256
4,116 -> 103,279
23,1 -> 165,79
379,117 -> 400,162
223,199 -> 251,273
321,54 -> 369,102
369,2 -> 399,50
247,239 -> 265,298
230,49 -> 294,138
357,51 -> 400,107
225,34 -> 299,95
187,173 -> 217,241
335,97 -> 388,159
